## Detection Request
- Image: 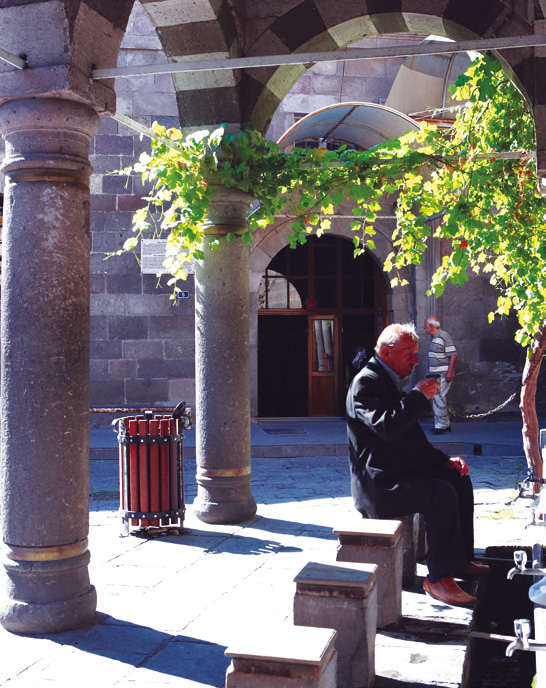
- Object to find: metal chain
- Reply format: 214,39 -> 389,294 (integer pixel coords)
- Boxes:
448,391 -> 519,420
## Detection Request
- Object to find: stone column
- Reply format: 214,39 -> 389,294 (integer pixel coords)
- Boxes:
193,184 -> 257,524
0,97 -> 99,634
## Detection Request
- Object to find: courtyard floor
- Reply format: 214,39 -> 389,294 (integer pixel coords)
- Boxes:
0,420 -> 541,687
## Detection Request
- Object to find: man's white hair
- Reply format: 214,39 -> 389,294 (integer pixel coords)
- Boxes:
425,316 -> 441,327
375,323 -> 418,355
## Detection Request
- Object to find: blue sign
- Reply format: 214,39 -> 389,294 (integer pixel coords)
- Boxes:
177,291 -> 190,299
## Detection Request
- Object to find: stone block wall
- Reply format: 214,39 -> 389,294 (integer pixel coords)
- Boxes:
88,2 -> 194,424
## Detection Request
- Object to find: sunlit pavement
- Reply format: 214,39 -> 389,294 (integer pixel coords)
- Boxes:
0,423 -> 539,687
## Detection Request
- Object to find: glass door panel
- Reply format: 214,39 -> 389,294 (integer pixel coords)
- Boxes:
309,316 -> 339,416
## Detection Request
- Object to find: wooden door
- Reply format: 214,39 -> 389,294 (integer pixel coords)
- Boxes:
308,316 -> 339,416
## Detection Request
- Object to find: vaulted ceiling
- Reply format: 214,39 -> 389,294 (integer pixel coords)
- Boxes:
1,1 -> 546,174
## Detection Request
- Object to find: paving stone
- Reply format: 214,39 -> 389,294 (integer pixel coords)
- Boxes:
375,634 -> 466,687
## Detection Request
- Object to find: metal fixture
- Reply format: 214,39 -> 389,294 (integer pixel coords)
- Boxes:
507,548 -> 546,579
504,619 -> 546,657
470,627 -> 546,655
506,619 -> 533,657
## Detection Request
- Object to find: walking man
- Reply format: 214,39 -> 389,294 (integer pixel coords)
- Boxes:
424,316 -> 457,435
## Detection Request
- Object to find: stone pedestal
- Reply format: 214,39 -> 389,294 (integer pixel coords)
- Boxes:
225,625 -> 337,687
193,185 -> 257,524
294,561 -> 377,688
0,97 -> 99,633
363,513 -> 419,586
334,519 -> 403,629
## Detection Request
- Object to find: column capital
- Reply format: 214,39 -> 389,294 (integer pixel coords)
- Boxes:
0,97 -> 99,184
0,64 -> 116,116
203,183 -> 253,231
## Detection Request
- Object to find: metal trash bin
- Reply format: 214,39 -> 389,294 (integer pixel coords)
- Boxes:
114,401 -> 192,535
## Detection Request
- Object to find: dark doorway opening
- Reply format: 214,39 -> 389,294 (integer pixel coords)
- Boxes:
341,313 -> 375,407
257,235 -> 388,417
258,315 -> 308,417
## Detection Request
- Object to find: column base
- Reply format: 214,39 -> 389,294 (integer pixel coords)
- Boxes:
193,474 -> 257,524
0,551 -> 97,635
193,497 -> 257,524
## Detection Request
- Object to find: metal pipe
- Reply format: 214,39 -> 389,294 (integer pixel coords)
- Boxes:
92,407 -> 178,414
0,46 -> 27,70
92,35 -> 546,81
470,626 -> 546,656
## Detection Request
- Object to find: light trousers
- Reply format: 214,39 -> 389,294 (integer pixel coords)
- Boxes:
432,376 -> 452,429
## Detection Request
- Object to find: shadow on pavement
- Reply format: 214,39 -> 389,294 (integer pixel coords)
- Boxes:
43,616 -> 229,687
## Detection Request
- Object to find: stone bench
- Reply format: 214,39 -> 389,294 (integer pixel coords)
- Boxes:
225,625 -> 337,688
333,519 -> 403,629
362,513 -> 420,587
294,561 -> 377,688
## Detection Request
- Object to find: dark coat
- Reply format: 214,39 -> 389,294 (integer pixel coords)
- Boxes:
346,356 -> 449,518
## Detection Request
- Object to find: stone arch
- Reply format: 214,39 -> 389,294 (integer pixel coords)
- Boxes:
251,219 -> 395,292
138,0 -> 244,127
242,4 -> 535,133
10,1 -> 535,174
45,1 -> 541,174
250,217 -> 409,321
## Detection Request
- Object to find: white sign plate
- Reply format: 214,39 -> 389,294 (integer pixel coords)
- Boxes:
140,239 -> 195,275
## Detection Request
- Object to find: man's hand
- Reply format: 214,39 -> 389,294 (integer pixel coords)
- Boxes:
415,377 -> 441,399
447,456 -> 469,476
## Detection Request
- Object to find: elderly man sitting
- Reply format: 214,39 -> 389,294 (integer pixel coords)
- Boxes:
346,323 -> 489,606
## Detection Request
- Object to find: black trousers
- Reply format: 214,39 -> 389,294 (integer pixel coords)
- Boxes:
423,467 -> 475,582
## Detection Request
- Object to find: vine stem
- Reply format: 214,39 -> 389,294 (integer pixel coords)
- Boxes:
520,320 -> 546,492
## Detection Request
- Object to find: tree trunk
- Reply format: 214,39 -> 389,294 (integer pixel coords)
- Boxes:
520,321 -> 546,491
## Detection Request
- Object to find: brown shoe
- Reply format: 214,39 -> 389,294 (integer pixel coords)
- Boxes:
423,575 -> 476,607
456,561 -> 491,580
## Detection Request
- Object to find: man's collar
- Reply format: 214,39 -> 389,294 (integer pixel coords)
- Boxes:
376,355 -> 403,389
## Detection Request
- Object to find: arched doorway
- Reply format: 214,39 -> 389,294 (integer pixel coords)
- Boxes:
258,234 -> 388,417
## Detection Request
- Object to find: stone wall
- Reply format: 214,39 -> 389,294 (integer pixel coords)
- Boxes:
89,3 -> 195,424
